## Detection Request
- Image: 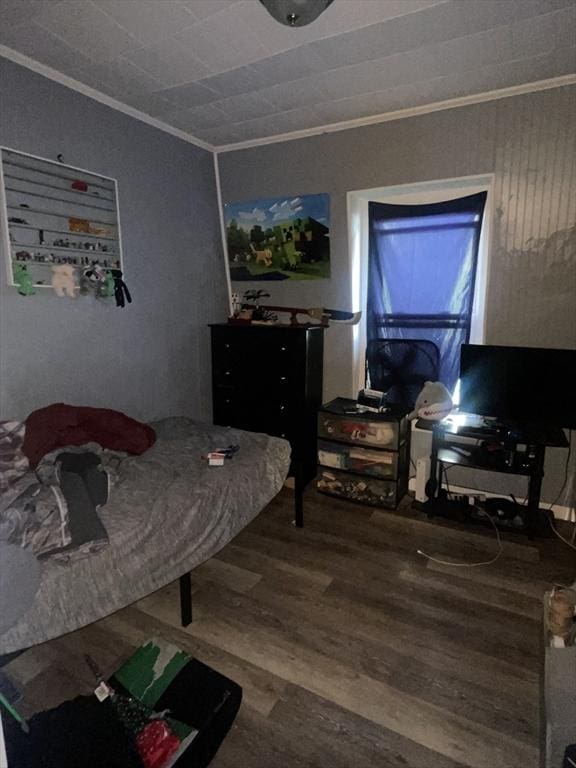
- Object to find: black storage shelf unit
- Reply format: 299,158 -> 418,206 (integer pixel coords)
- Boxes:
415,415 -> 569,537
437,447 -> 534,476
317,398 -> 410,509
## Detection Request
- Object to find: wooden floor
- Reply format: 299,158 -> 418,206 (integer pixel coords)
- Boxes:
5,489 -> 575,768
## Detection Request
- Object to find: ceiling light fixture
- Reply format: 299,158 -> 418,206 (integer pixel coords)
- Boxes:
258,0 -> 335,27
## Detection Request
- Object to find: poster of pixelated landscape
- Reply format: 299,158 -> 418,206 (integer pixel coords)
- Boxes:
225,193 -> 330,281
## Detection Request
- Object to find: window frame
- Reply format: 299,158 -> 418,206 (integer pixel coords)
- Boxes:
347,174 -> 494,394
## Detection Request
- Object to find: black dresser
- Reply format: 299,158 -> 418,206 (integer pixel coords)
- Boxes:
210,323 -> 324,525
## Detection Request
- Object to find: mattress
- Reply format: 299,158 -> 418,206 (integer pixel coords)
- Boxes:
0,418 -> 290,654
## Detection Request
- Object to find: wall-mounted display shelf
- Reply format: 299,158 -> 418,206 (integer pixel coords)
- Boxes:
0,147 -> 123,288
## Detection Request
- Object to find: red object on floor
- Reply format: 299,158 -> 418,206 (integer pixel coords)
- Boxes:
136,721 -> 180,768
71,179 -> 88,191
23,403 -> 156,466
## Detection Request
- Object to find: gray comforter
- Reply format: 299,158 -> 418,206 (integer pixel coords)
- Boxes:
0,418 -> 290,654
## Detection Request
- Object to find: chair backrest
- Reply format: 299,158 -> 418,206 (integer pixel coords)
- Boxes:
366,338 -> 440,409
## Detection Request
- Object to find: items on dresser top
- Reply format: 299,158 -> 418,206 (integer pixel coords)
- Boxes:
317,398 -> 410,509
210,323 -> 324,527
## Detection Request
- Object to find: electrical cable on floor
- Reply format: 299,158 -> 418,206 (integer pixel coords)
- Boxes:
418,464 -> 503,567
418,431 -> 575,565
417,507 -> 503,567
546,431 -> 576,551
443,465 -> 453,497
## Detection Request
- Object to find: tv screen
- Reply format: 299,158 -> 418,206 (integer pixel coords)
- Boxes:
459,344 -> 576,430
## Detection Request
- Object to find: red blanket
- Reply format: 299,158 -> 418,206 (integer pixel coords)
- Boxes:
23,404 -> 156,467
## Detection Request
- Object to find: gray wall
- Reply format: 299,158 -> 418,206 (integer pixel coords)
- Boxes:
0,58 -> 228,423
218,85 -> 576,503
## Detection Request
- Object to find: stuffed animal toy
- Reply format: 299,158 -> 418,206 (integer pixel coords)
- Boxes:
51,264 -> 77,298
13,264 -> 35,296
80,264 -> 107,297
408,381 -> 453,421
110,269 -> 131,308
103,270 -> 116,298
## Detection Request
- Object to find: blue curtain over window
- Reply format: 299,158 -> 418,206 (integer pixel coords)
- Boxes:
367,192 -> 487,392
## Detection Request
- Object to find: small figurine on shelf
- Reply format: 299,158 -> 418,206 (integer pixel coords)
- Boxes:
13,264 -> 35,296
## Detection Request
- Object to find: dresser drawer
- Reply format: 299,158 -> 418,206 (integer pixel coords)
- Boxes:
317,412 -> 404,450
317,468 -> 401,508
212,348 -> 303,391
212,387 -> 245,428
257,398 -> 295,441
214,390 -> 295,439
318,440 -> 399,479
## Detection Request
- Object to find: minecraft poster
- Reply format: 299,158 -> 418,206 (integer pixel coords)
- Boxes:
224,193 -> 330,281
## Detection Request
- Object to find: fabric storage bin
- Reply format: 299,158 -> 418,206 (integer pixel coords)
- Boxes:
317,440 -> 398,479
317,468 -> 400,508
317,411 -> 403,449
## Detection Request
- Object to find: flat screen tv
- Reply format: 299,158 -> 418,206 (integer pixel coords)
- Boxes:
459,344 -> 576,430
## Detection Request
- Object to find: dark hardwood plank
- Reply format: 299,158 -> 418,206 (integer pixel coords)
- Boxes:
135,582 -> 539,767
267,684 -> 471,768
5,488 -> 573,768
183,577 -> 539,745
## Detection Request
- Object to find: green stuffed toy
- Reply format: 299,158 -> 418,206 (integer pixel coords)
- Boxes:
102,270 -> 115,298
13,264 -> 35,296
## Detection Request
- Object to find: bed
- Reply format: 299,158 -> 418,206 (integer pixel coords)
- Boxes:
0,417 -> 291,654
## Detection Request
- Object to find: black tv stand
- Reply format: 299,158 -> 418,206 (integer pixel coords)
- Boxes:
414,413 -> 568,538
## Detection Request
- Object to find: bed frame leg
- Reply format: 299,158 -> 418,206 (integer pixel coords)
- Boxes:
294,461 -> 304,528
179,572 -> 192,627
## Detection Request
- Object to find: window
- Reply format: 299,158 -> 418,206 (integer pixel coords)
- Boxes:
348,177 -> 493,398
365,192 -> 487,393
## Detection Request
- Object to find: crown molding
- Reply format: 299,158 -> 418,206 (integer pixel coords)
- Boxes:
215,74 -> 576,153
0,45 -> 214,153
2,45 -> 574,157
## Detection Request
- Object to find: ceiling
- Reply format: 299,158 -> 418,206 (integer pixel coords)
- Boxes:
0,0 -> 574,149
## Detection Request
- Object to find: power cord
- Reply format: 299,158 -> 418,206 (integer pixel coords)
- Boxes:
418,432 -> 574,564
442,465 -> 453,497
546,431 -> 575,551
417,506 -> 503,567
